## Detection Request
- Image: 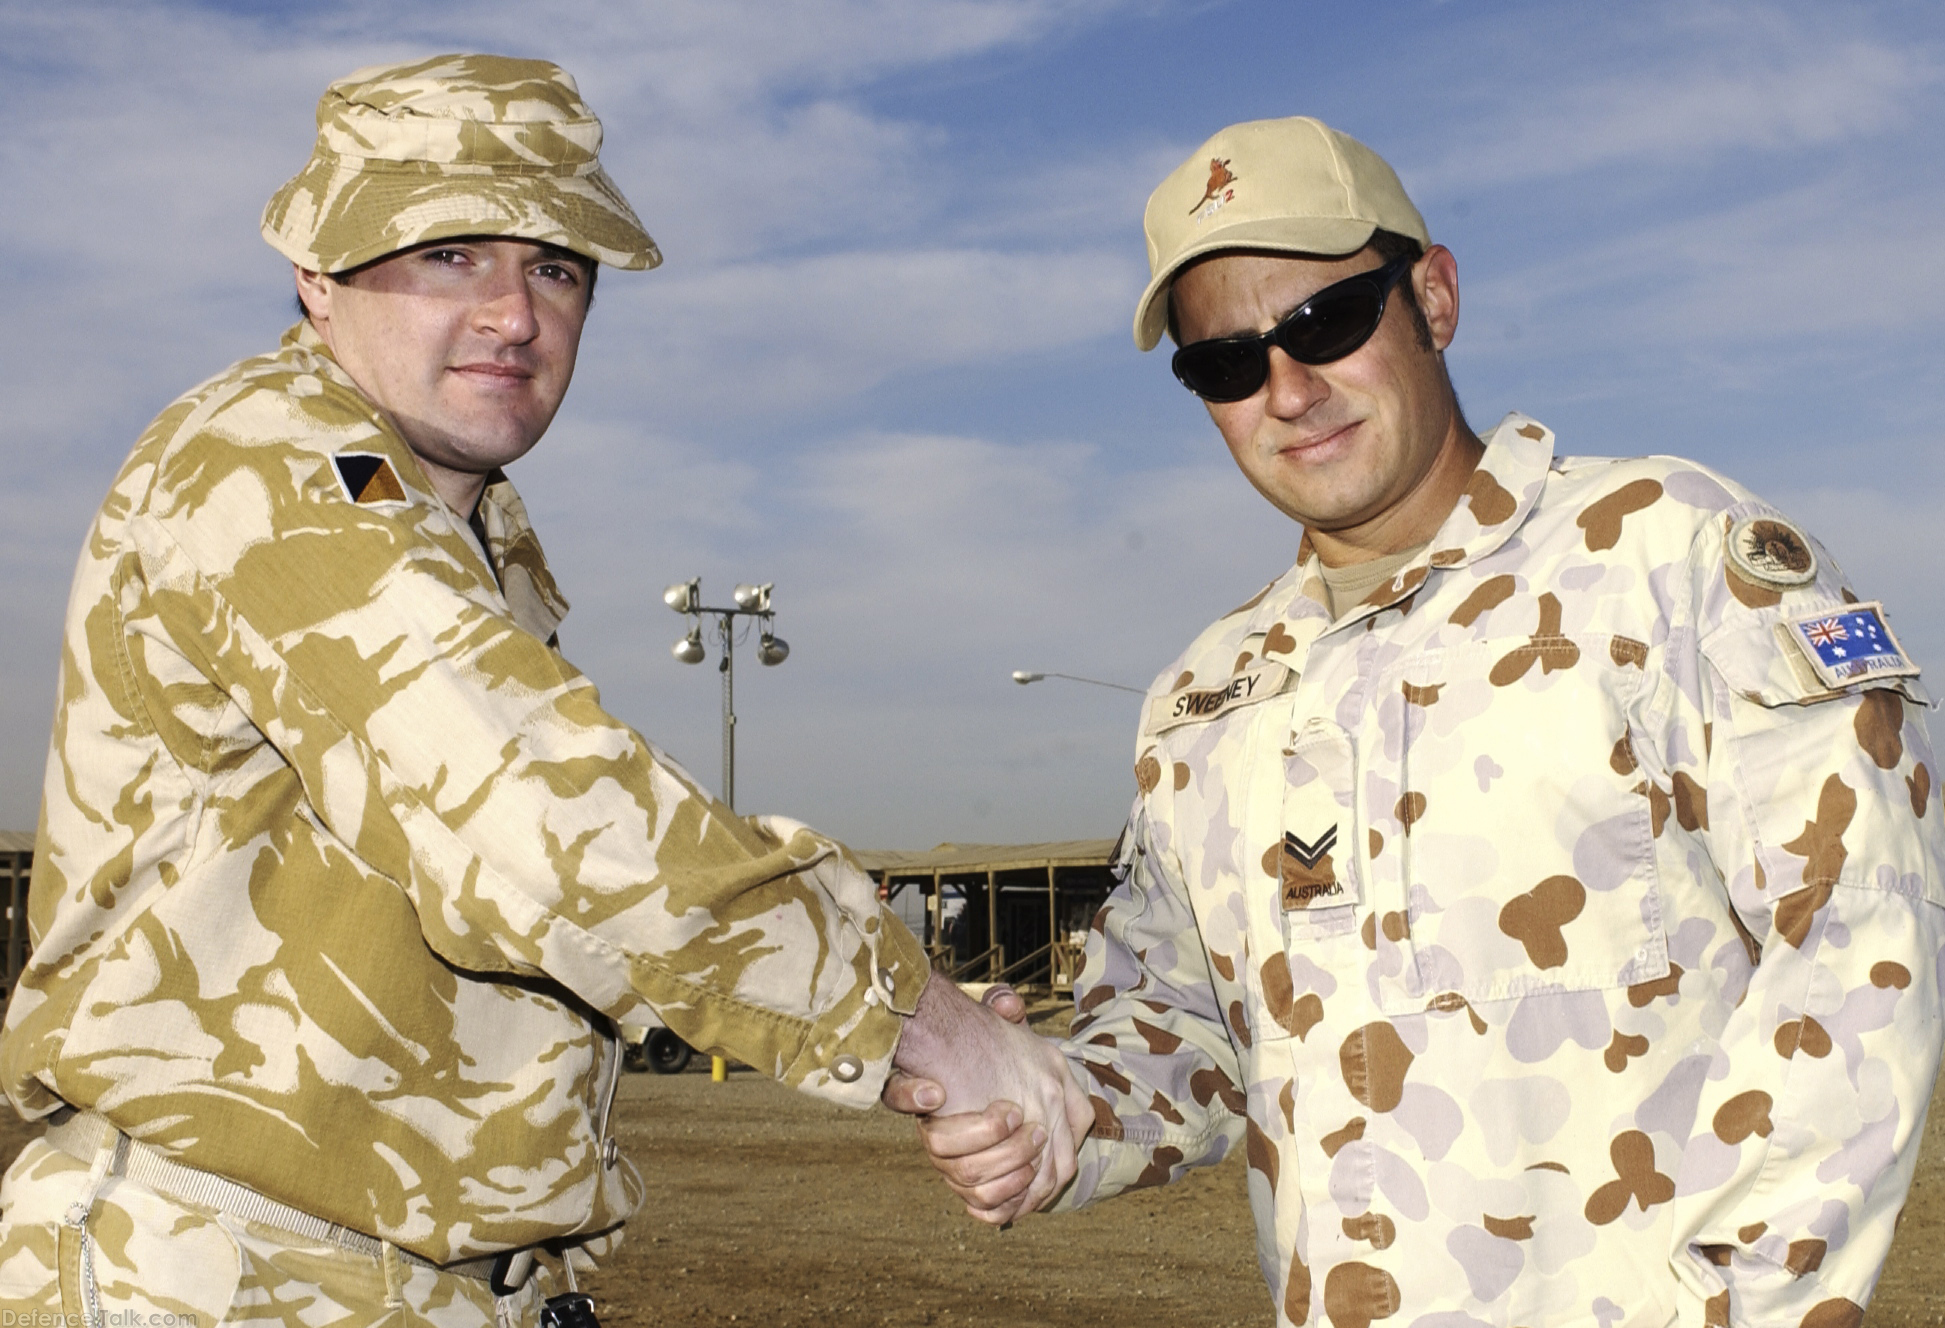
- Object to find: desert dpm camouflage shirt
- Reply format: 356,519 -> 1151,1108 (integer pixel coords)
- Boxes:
1,321 -> 929,1264
1059,414 -> 1944,1328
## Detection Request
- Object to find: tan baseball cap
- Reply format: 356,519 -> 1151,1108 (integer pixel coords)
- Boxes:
1133,116 -> 1428,350
262,53 -> 661,274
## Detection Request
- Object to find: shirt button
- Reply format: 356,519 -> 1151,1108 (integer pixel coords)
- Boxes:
602,1137 -> 619,1169
832,1054 -> 864,1083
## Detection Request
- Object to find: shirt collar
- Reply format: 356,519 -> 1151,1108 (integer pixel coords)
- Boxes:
1243,412 -> 1557,639
1422,412 -> 1554,571
478,474 -> 572,641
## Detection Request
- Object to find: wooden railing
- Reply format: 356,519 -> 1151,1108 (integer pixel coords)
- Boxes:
948,944 -> 1004,982
996,940 -> 1087,992
1050,940 -> 1086,990
996,941 -> 1052,987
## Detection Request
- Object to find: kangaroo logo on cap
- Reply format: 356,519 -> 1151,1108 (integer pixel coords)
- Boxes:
1191,157 -> 1238,220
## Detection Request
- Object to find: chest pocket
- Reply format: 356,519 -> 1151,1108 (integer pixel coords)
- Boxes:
1278,719 -> 1363,942
1367,635 -> 1669,1015
1237,715 -> 1365,1044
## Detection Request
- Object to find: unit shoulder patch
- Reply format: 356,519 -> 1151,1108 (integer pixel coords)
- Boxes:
1784,601 -> 1918,690
1727,515 -> 1817,590
332,452 -> 410,507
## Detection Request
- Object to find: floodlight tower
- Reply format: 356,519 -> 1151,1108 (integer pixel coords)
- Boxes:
664,579 -> 789,812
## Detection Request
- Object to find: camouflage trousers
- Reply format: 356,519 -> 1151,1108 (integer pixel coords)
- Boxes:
0,1129 -> 558,1326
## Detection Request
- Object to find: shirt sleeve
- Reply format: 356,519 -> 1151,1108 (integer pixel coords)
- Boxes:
125,414 -> 929,1110
1052,797 -> 1249,1211
1660,509 -> 1945,1327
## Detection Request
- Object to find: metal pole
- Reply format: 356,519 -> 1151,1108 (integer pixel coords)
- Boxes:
1047,864 -> 1057,988
714,614 -> 735,1086
930,870 -> 942,955
986,868 -> 998,982
1011,670 -> 1142,694
719,615 -> 736,812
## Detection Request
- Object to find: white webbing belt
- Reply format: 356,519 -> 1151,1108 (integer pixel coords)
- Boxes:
45,1112 -> 498,1282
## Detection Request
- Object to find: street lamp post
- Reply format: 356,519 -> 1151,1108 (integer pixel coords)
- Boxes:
665,579 -> 790,812
1010,670 -> 1142,695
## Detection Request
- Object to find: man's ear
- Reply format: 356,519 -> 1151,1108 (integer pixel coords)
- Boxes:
1414,245 -> 1460,353
293,264 -> 333,328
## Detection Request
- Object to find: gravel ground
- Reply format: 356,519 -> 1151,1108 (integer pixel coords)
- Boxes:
578,1063 -> 1263,1327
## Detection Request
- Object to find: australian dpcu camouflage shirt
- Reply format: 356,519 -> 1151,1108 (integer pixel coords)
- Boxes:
1,321 -> 929,1264
1059,414 -> 1944,1328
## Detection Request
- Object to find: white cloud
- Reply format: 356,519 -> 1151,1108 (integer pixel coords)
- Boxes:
1455,170 -> 1945,373
581,244 -> 1139,416
1404,4 -> 1938,196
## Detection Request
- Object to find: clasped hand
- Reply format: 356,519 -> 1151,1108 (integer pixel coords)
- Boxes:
881,977 -> 1092,1224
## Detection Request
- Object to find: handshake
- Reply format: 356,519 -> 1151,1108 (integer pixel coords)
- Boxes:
880,975 -> 1094,1224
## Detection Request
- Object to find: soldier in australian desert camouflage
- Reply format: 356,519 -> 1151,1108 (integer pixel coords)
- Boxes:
0,54 -> 1085,1326
894,118 -> 1945,1328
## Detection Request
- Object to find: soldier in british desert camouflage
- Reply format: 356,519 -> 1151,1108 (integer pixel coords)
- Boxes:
890,117 -> 1945,1328
0,54 -> 1086,1326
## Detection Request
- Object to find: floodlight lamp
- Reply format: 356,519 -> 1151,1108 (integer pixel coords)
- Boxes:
1011,671 -> 1044,684
672,630 -> 706,665
664,579 -> 700,614
757,634 -> 790,666
733,582 -> 772,612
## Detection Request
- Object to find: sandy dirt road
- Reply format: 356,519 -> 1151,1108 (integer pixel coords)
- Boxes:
1,1057 -> 1940,1325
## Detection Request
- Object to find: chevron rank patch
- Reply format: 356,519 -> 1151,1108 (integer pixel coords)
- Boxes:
1784,601 -> 1918,690
331,452 -> 410,507
1277,823 -> 1349,911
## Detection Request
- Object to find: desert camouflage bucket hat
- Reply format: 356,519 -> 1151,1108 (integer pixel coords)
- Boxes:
262,53 -> 661,274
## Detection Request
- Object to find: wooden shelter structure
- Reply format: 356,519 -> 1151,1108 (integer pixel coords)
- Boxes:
1,831 -> 32,998
853,839 -> 1119,993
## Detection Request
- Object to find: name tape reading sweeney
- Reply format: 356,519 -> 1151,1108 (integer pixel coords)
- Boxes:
1147,662 -> 1292,734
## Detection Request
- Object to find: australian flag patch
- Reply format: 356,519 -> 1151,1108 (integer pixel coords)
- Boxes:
1784,601 -> 1918,689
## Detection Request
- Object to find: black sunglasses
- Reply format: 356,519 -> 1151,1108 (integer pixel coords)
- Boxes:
1170,252 -> 1416,402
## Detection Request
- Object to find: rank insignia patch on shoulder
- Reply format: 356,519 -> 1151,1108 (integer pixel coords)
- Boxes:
1728,515 -> 1817,589
332,452 -> 409,507
1784,601 -> 1918,689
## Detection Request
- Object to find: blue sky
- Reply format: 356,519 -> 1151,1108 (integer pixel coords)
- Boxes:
3,0 -> 1941,847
